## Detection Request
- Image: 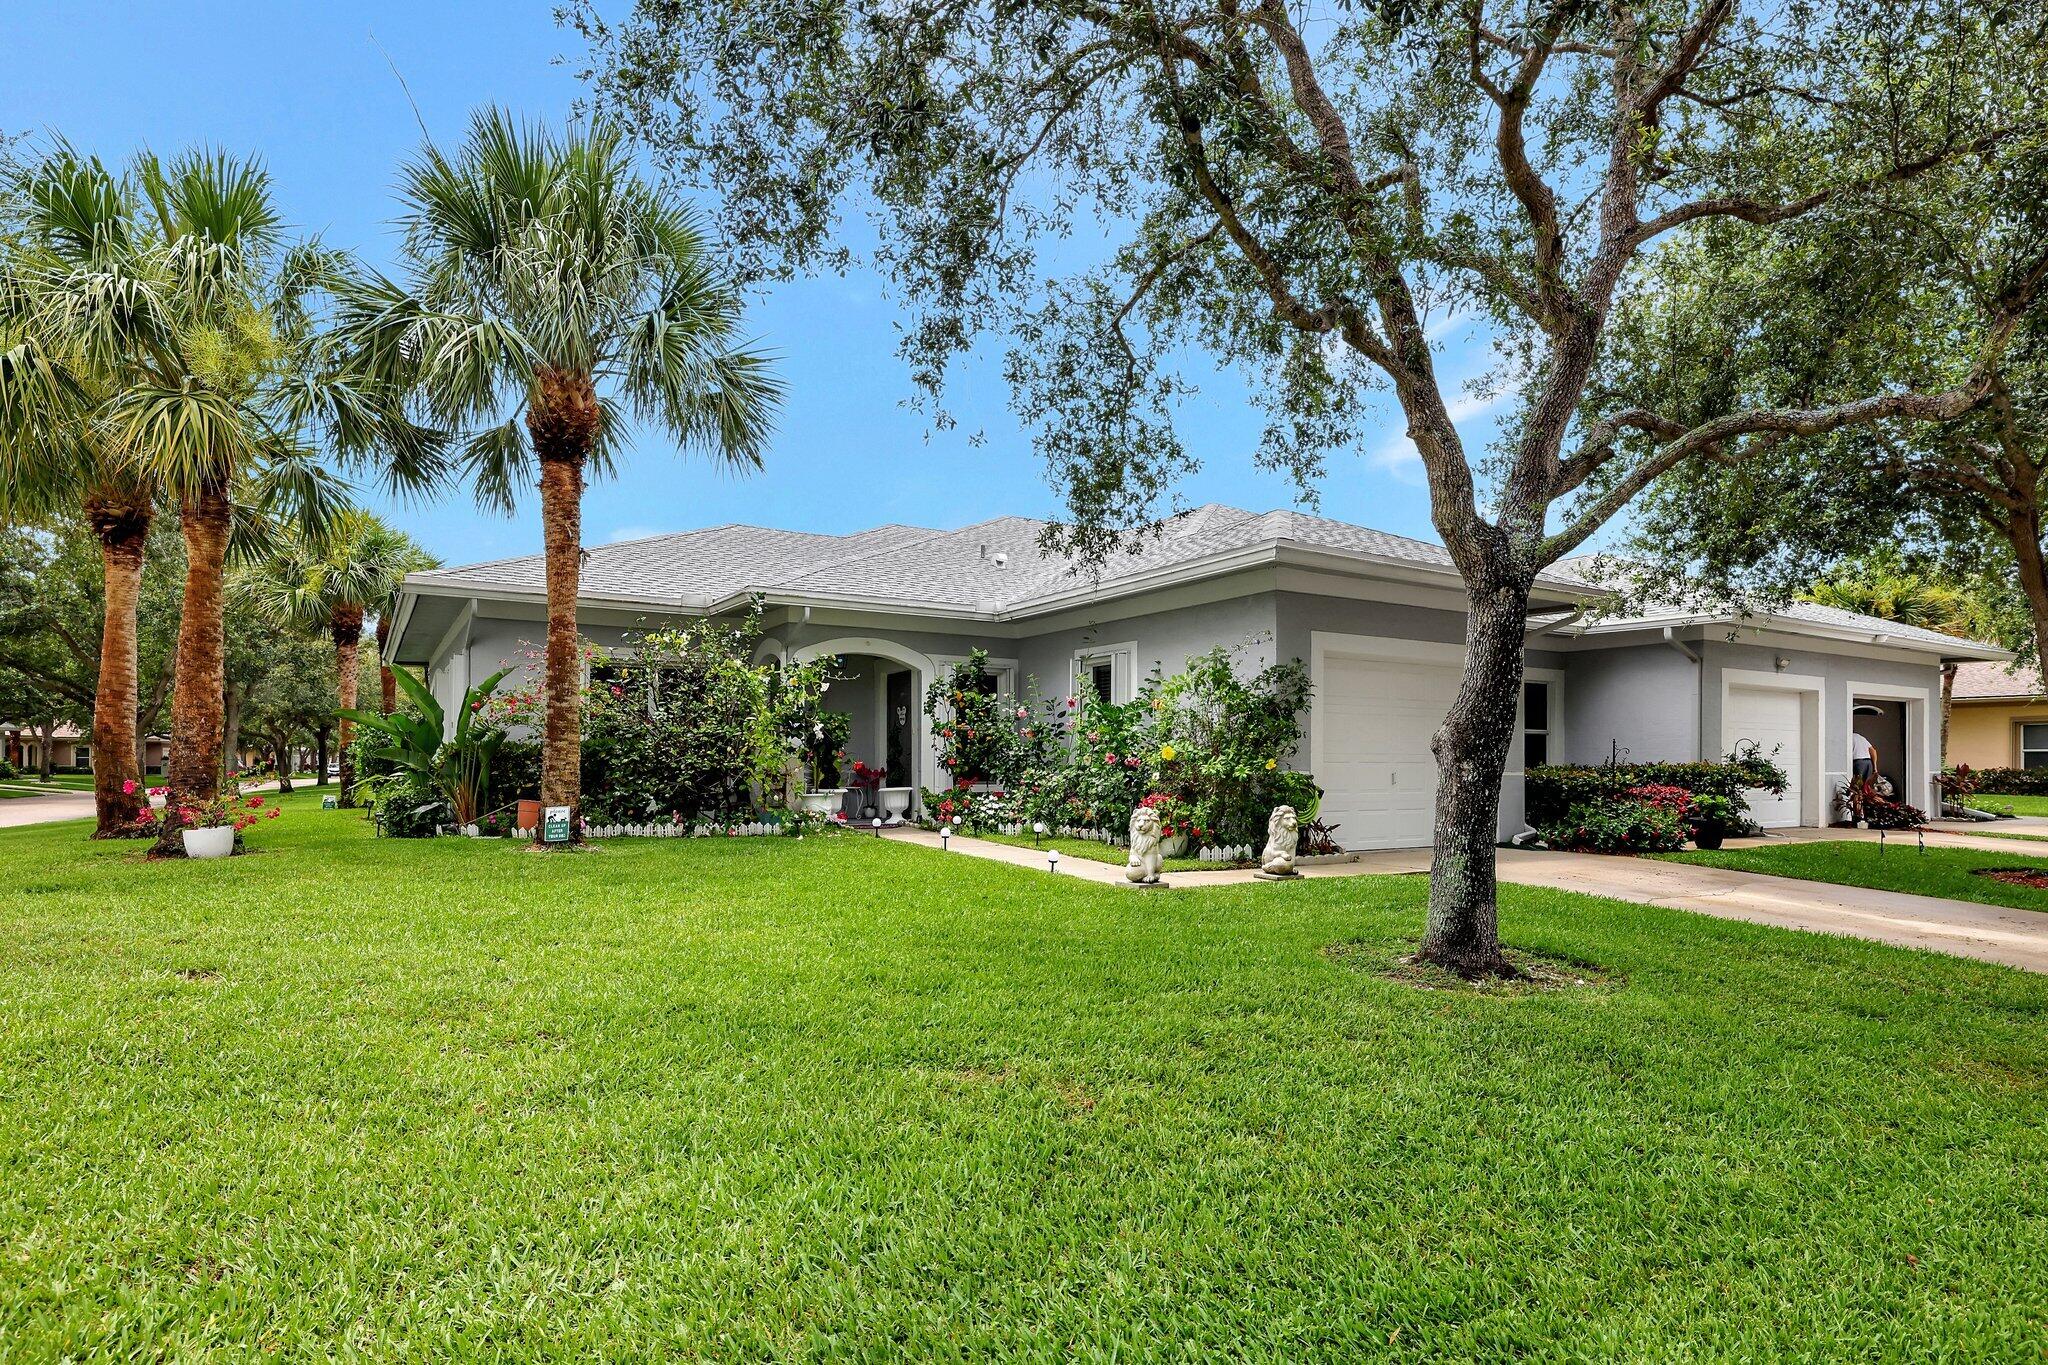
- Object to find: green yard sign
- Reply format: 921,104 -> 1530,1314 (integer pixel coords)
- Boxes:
542,805 -> 572,843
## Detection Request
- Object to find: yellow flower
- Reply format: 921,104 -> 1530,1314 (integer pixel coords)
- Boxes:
1159,745 -> 1176,762
1264,759 -> 1277,770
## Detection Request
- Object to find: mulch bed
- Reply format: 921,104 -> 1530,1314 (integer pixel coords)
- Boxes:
1975,868 -> 2048,891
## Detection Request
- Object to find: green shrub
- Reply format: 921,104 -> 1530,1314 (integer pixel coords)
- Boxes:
1526,746 -> 1787,827
1971,767 -> 2048,796
1538,795 -> 1690,853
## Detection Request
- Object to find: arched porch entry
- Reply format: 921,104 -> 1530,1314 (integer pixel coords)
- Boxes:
788,636 -> 942,815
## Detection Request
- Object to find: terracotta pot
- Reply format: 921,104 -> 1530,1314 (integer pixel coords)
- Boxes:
516,799 -> 541,831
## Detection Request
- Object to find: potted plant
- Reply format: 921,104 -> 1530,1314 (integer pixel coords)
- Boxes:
1687,793 -> 1740,850
1137,792 -> 1193,857
848,760 -> 886,819
176,791 -> 279,859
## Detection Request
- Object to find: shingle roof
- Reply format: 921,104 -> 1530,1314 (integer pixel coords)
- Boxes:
1547,556 -> 1995,653
408,503 -> 1542,613
406,508 -> 1997,657
1953,660 -> 2042,700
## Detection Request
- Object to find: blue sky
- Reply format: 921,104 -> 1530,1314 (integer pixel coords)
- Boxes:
3,2 -> 1514,569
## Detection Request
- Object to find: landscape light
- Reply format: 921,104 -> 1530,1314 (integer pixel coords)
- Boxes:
940,827 -> 951,851
873,817 -> 883,838
1047,849 -> 1060,873
1032,820 -> 1046,847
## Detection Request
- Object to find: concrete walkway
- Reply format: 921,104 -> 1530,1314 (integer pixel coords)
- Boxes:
0,779 -> 295,830
886,825 -> 2048,975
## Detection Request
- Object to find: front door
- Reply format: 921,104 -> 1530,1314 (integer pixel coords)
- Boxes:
885,670 -> 913,787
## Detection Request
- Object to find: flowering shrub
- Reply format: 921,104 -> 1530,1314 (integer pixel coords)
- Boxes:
1526,747 -> 1786,829
1935,764 -> 1980,799
1538,796 -> 1690,853
178,791 -> 282,834
1626,784 -> 1693,816
919,642 -> 1317,847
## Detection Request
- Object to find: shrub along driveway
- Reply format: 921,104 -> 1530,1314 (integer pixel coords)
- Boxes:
3,795 -> 2047,1357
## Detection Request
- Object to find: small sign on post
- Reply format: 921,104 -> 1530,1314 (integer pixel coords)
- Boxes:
542,805 -> 573,844
321,795 -> 337,810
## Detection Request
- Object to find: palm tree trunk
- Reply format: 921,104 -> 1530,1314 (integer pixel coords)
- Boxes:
1940,662 -> 1956,768
1418,574 -> 1529,979
84,492 -> 150,837
158,483 -> 233,854
332,603 -> 365,806
376,611 -> 396,714
529,366 -> 600,839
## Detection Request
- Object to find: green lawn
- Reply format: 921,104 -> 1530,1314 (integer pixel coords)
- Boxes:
0,773 -> 94,793
4,797 -> 2047,1358
1668,839 -> 2048,913
1966,792 -> 2048,817
974,828 -> 1241,872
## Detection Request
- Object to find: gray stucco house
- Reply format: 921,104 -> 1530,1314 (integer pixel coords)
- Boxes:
386,505 -> 2004,848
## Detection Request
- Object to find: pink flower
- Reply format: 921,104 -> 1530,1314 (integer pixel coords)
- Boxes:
121,779 -> 137,795
1015,707 -> 1029,719
1065,697 -> 1077,709
1104,753 -> 1118,765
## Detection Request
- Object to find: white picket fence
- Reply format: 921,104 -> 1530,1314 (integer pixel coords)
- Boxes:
983,821 -> 1254,863
520,821 -> 798,840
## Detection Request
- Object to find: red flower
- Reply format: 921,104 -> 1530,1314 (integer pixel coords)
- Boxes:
267,808 -> 280,819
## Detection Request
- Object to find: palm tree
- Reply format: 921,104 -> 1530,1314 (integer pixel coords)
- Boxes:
247,510 -> 430,805
0,145 -> 165,836
5,144 -> 434,851
333,110 -> 780,834
1803,560 -> 1999,760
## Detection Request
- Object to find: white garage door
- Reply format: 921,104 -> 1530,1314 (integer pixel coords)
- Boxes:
1317,652 -> 1462,850
1725,685 -> 1804,827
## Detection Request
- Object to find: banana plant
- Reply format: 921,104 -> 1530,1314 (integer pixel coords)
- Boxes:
342,666 -> 511,829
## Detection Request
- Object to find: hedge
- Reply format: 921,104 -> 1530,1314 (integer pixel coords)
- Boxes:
1525,753 -> 1788,827
1970,767 -> 2048,796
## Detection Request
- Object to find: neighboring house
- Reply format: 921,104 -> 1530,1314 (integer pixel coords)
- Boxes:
0,723 -> 170,776
1,721 -> 89,773
1949,661 -> 2048,771
386,506 -> 2007,848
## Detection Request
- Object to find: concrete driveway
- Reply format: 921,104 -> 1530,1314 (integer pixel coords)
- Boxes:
1495,846 -> 2048,975
0,786 -> 95,828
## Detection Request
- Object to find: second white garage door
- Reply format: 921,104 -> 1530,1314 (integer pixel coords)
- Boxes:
1316,651 -> 1463,850
1724,685 -> 1805,827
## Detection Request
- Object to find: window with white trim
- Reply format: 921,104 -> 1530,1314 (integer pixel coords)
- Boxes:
2022,722 -> 2048,770
1522,681 -> 1552,767
1073,643 -> 1136,705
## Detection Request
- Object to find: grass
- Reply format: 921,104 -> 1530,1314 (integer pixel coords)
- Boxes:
3,795 -> 2047,1358
0,774 -> 94,793
1668,839 -> 2048,914
973,828 -> 1241,872
1965,792 -> 2048,817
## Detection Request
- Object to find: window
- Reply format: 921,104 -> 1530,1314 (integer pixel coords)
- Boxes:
1073,642 -> 1137,705
2023,723 -> 2048,770
1523,681 -> 1551,768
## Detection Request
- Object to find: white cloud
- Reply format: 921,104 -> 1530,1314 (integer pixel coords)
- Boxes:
1366,384 -> 1512,485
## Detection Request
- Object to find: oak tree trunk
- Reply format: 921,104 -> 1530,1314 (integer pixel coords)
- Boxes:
35,720 -> 54,781
84,493 -> 150,836
315,726 -> 330,786
376,611 -> 396,714
158,483 -> 233,854
1419,576 -> 1530,979
332,603 -> 364,807
528,366 -> 601,839
2007,508 -> 2048,689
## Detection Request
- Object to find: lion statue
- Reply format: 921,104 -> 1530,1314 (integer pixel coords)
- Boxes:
1259,805 -> 1300,878
1126,805 -> 1165,884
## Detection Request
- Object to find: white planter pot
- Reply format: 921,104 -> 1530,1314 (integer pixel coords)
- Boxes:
801,789 -> 844,815
1158,834 -> 1188,859
181,825 -> 234,860
148,794 -> 167,811
880,787 -> 913,820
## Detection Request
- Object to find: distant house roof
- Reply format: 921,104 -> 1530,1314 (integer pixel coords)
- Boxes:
1953,660 -> 2043,701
